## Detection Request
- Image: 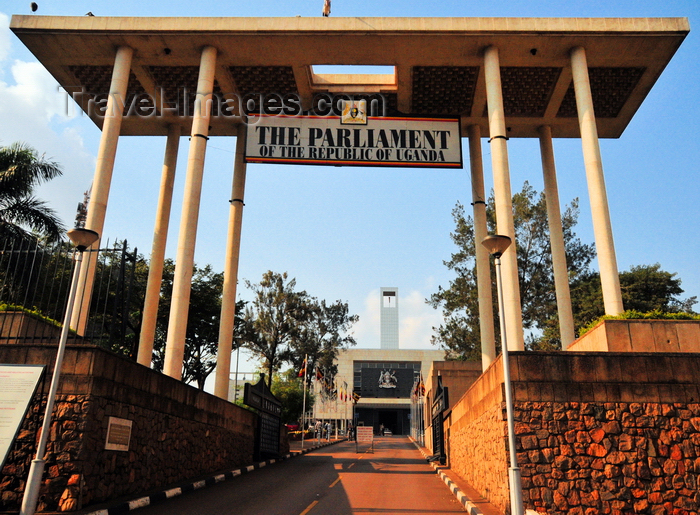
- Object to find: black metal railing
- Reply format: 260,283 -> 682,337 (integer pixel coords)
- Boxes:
0,238 -> 141,357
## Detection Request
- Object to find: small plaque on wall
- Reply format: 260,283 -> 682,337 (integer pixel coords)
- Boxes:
105,417 -> 132,451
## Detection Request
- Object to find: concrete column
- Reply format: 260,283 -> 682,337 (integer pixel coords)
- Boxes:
137,124 -> 181,366
570,46 -> 624,315
467,125 -> 496,369
163,46 -> 217,380
214,130 -> 248,399
483,45 -> 525,351
538,126 -> 576,349
71,45 -> 133,333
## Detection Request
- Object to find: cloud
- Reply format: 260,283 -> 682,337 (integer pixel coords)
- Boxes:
0,24 -> 96,227
352,288 -> 442,350
353,289 -> 381,348
398,290 -> 442,350
5,60 -> 68,120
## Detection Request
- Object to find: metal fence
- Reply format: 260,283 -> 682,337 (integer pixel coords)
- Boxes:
0,238 -> 141,357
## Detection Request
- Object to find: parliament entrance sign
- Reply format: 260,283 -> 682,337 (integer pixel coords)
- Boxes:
245,111 -> 463,168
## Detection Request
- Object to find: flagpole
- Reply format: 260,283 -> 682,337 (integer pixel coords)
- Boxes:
301,354 -> 307,450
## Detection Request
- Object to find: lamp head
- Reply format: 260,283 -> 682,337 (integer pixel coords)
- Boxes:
67,228 -> 99,252
481,234 -> 512,258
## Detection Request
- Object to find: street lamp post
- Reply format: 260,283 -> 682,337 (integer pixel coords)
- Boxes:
20,228 -> 99,515
481,234 -> 524,515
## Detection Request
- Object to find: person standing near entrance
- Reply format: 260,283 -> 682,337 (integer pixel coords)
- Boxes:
315,420 -> 322,444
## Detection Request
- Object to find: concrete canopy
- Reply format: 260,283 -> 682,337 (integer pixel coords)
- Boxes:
10,16 -> 688,138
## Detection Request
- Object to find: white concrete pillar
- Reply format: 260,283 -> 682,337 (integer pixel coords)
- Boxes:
538,126 -> 576,349
137,124 -> 181,366
483,45 -> 525,351
71,45 -> 133,333
570,46 -> 624,315
163,46 -> 218,380
467,125 -> 496,369
214,130 -> 248,399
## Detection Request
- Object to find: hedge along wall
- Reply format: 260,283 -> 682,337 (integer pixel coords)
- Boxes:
446,351 -> 700,515
0,344 -> 259,513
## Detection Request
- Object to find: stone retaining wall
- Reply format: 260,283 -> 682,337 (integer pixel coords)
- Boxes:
516,400 -> 700,514
568,320 -> 700,353
445,351 -> 700,515
0,344 -> 261,512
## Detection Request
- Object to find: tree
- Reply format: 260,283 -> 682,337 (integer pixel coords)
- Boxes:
239,271 -> 359,387
428,182 -> 595,358
0,142 -> 66,245
569,264 -> 697,330
238,271 -> 310,387
285,298 -> 359,380
152,259 -> 244,389
271,368 -> 314,424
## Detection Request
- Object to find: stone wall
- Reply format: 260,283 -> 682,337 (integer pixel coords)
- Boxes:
568,319 -> 700,353
516,400 -> 700,515
0,344 -> 260,512
424,360 -> 482,454
445,351 -> 700,515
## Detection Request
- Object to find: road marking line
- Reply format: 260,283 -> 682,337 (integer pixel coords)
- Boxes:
300,500 -> 319,515
329,477 -> 341,488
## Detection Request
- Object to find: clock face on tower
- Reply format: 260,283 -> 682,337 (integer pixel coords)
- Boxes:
383,292 -> 395,307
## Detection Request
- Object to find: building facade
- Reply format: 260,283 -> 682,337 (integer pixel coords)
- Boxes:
314,348 -> 444,435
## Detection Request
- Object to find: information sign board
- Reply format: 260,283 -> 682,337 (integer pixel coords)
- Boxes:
0,365 -> 45,469
245,114 -> 462,169
105,417 -> 133,451
356,426 -> 374,443
355,426 -> 374,453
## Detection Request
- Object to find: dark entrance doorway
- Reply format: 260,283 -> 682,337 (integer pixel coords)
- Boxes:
378,410 -> 398,435
356,407 -> 409,435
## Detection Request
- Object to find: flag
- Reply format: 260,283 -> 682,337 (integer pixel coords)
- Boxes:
298,357 -> 307,378
419,373 -> 425,396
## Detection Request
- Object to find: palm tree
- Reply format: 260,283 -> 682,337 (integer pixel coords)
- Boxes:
0,142 -> 66,244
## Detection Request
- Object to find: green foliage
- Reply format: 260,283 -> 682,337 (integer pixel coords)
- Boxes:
569,264 -> 697,337
579,309 -> 700,336
428,182 -> 594,358
270,368 -> 314,424
151,259 -> 244,390
238,270 -> 358,386
0,302 -> 65,329
0,142 -> 66,245
237,271 -> 309,387
285,298 -> 358,381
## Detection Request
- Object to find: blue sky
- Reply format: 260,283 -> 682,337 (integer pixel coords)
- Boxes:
0,0 -> 699,372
